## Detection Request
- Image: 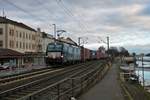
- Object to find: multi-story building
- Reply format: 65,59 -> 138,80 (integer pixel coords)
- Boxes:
0,16 -> 74,66
42,32 -> 54,53
0,16 -> 42,53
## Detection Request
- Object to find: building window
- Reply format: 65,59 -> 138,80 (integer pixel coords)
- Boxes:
29,43 -> 31,49
9,29 -> 11,36
32,35 -> 35,40
20,32 -> 22,38
23,42 -> 25,49
29,34 -> 31,40
26,43 -> 28,49
20,42 -> 22,49
9,40 -> 14,48
16,41 -> 18,48
9,29 -> 14,36
0,28 -> 3,35
23,32 -> 25,39
16,31 -> 18,37
12,29 -> 14,36
0,41 -> 3,47
32,44 -> 34,49
12,41 -> 14,48
9,40 -> 12,48
26,33 -> 28,39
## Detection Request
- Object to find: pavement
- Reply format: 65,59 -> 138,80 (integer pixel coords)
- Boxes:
79,63 -> 124,100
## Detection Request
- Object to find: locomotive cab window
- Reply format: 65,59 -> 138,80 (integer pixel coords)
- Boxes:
47,43 -> 63,51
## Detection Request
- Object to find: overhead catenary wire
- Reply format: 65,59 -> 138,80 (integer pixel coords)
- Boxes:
56,0 -> 108,45
36,0 -> 68,36
55,0 -> 89,33
36,0 -> 64,27
2,0 -> 51,30
59,0 -> 90,32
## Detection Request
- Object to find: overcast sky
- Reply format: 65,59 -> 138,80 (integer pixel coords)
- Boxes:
1,0 -> 150,54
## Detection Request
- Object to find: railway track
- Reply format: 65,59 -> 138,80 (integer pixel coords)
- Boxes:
0,68 -> 53,84
0,68 -> 64,93
0,62 -> 93,93
0,61 -> 99,100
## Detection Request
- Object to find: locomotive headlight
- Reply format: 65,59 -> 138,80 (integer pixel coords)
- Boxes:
61,55 -> 64,58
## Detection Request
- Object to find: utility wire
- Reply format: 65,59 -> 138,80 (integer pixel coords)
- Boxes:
4,0 -> 45,22
59,0 -> 90,32
55,0 -> 88,33
36,0 -> 69,35
3,0 -> 50,29
36,0 -> 62,24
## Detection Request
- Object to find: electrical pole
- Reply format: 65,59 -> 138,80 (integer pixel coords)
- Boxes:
2,8 -> 5,17
78,37 -> 81,46
107,36 -> 109,51
53,24 -> 56,39
52,24 -> 56,43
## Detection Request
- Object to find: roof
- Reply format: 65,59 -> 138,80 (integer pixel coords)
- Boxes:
0,48 -> 24,58
0,16 -> 36,32
58,37 -> 78,46
42,32 -> 53,38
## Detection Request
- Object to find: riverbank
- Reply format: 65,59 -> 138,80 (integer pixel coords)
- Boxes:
119,61 -> 150,100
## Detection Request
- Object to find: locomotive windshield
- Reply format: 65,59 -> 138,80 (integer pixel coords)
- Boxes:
47,43 -> 63,51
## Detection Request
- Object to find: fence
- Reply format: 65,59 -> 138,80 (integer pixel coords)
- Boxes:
19,62 -> 111,100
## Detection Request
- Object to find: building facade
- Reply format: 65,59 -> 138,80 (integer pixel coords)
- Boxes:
0,16 -> 42,53
42,32 -> 54,53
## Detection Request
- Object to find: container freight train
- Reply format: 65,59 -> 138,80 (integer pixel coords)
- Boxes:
45,42 -> 80,65
45,41 -> 106,66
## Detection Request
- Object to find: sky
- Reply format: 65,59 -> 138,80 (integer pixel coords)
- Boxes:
0,0 -> 150,54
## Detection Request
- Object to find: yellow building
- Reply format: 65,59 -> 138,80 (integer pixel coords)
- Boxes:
0,16 -> 42,53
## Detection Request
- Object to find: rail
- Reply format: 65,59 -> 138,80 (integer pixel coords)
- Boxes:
0,61 -> 97,99
17,61 -> 110,100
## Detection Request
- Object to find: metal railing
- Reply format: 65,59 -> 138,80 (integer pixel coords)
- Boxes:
17,62 -> 110,100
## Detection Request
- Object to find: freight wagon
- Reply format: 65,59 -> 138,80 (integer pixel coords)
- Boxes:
45,41 -> 108,66
96,49 -> 107,59
80,47 -> 91,62
90,50 -> 97,60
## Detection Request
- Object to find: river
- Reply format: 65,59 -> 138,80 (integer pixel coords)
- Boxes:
136,56 -> 150,86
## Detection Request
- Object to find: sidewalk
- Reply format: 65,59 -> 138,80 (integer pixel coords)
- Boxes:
79,63 -> 124,100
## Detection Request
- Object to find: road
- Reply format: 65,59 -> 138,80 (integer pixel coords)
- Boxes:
79,63 -> 124,100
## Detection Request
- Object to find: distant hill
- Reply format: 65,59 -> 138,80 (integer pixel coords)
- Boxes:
145,53 -> 150,56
